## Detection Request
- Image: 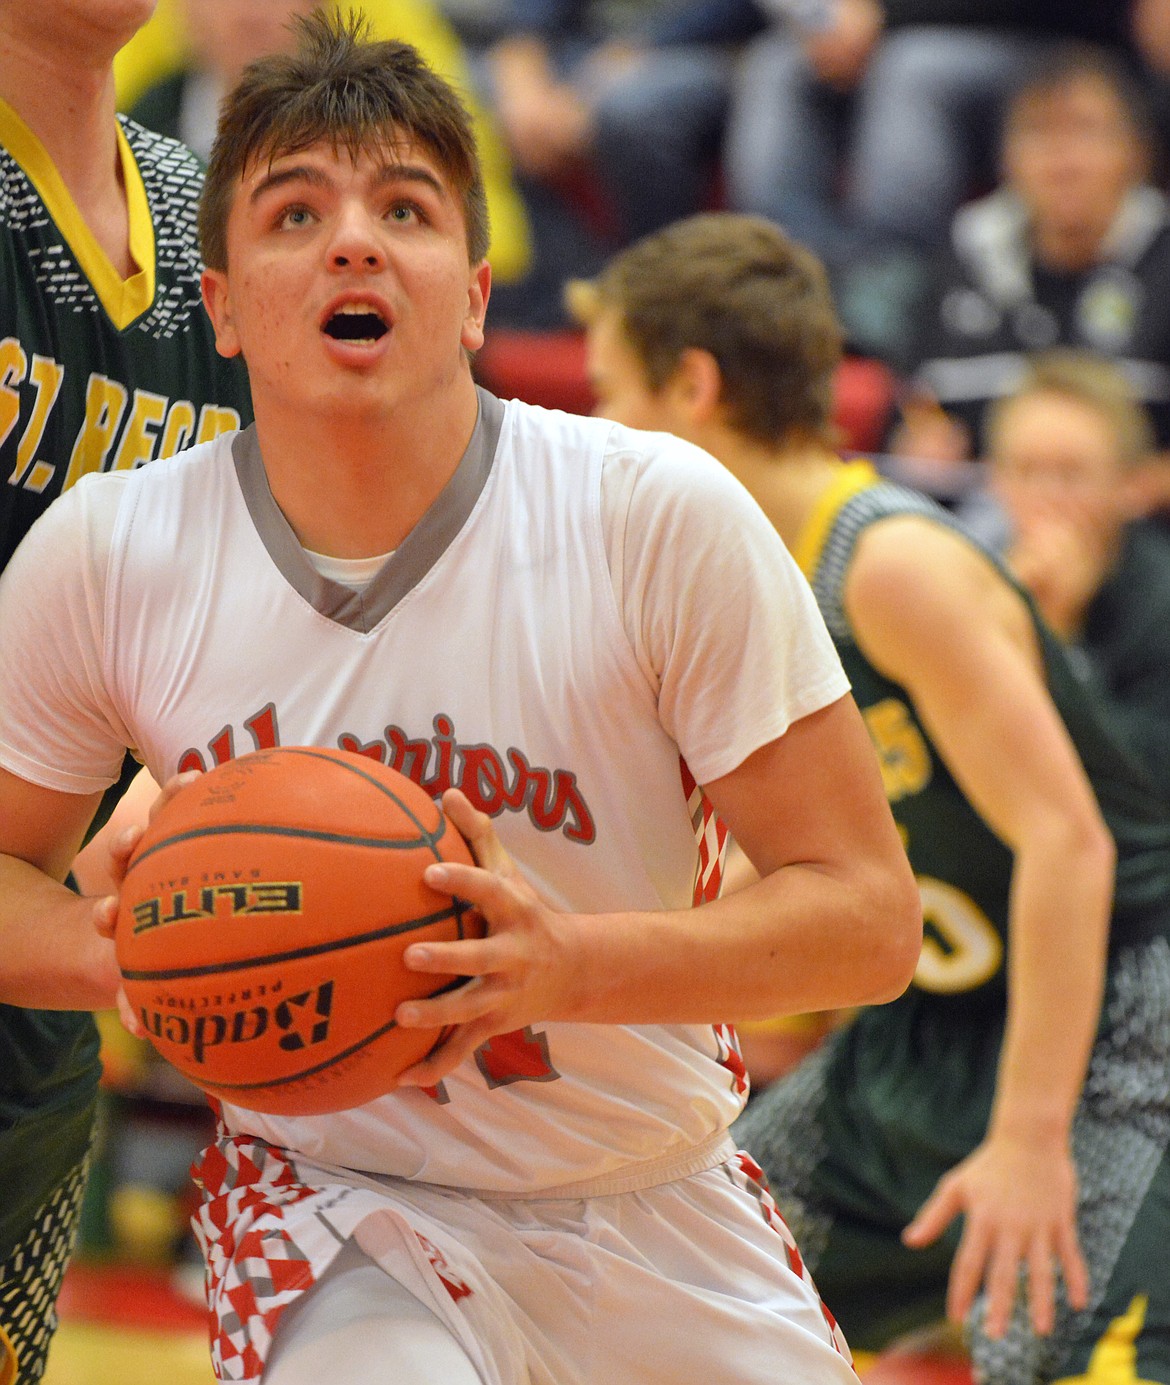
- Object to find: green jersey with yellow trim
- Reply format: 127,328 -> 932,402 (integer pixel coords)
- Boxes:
0,104 -> 251,1260
795,462 -> 1170,1008
736,463 -> 1170,1370
0,102 -> 252,569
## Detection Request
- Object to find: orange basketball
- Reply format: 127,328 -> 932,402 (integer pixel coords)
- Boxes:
115,747 -> 484,1115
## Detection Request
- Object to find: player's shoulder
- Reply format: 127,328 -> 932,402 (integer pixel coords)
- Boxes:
133,431 -> 239,489
499,396 -> 724,472
69,432 -> 240,531
842,494 -> 1022,681
850,503 -> 1002,615
498,398 -> 749,513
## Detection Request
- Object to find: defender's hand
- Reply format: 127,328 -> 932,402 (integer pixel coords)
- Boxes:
902,1132 -> 1089,1339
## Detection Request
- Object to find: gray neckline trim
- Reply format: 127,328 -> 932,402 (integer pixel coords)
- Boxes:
231,387 -> 504,633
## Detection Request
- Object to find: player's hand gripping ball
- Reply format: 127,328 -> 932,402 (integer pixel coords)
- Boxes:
114,747 -> 485,1114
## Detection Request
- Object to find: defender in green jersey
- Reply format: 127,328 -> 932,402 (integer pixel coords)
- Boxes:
573,213 -> 1170,1382
0,3 -> 251,1378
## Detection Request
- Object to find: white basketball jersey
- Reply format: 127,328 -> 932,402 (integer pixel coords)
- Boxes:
0,392 -> 848,1194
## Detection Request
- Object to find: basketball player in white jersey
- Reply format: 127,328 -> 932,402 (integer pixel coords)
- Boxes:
0,13 -> 921,1384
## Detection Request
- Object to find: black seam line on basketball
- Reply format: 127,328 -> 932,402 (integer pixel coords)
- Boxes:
268,748 -> 449,861
127,821 -> 447,875
119,903 -> 470,981
200,976 -> 470,1093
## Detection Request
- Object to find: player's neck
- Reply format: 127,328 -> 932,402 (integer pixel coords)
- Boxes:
713,432 -> 843,551
251,381 -> 482,559
0,40 -> 133,277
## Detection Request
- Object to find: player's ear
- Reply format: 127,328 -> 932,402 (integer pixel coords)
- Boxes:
672,348 -> 724,426
461,260 -> 492,354
201,268 -> 243,359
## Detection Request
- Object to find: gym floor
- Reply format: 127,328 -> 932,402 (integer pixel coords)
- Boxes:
44,1260 -> 214,1385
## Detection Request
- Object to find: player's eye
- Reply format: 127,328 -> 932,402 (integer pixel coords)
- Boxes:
387,201 -> 423,225
278,205 -> 314,230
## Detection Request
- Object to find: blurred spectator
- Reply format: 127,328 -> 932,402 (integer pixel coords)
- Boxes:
476,0 -> 754,323
116,0 -> 533,290
126,0 -> 318,159
896,43 -> 1170,481
983,351 -> 1170,795
725,3 -> 1136,356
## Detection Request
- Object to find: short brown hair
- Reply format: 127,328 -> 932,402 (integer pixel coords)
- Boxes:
568,213 -> 843,447
199,9 -> 489,270
1005,42 -> 1155,154
987,350 -> 1155,469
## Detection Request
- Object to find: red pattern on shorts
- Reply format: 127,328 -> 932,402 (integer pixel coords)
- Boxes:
192,1133 -> 324,1381
733,1151 -> 856,1370
415,1232 -> 473,1302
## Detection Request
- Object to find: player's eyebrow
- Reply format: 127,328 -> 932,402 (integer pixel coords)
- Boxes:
249,164 -> 332,203
249,161 -> 449,204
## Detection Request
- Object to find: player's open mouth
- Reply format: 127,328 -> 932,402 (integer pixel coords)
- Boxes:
323,303 -> 390,345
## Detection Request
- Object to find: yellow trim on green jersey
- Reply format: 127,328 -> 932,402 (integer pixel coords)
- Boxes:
792,459 -> 879,581
0,1322 -> 16,1385
0,98 -> 155,330
1052,1295 -> 1159,1383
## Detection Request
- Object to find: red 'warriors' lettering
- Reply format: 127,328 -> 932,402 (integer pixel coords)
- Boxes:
178,709 -> 597,841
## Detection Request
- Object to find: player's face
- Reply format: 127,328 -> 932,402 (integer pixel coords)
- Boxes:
991,390 -> 1137,540
201,135 -> 490,423
585,309 -> 696,440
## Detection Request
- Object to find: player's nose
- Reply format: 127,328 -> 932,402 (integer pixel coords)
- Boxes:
327,201 -> 386,272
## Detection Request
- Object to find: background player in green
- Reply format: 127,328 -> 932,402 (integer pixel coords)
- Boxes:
0,1 -> 252,1378
571,212 -> 1170,1383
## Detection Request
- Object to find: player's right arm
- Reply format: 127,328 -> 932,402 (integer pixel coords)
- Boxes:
0,767 -> 118,1008
845,515 -> 1112,1339
0,476 -> 133,1010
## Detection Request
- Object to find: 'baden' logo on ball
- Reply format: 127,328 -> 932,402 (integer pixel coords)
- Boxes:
115,747 -> 487,1115
131,880 -> 304,934
139,980 -> 335,1063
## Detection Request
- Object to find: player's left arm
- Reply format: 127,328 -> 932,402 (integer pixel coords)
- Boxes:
849,517 -> 1113,1339
396,688 -> 921,1083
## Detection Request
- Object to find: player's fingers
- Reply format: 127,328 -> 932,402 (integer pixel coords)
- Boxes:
903,1177 -> 963,1248
945,1220 -> 993,1327
116,984 -> 145,1038
1025,1235 -> 1057,1336
440,790 -> 512,875
394,1019 -> 493,1087
1057,1223 -> 1090,1313
149,770 -> 200,822
401,936 -> 501,978
979,1232 -> 1025,1340
423,860 -> 533,919
107,825 -> 145,886
93,894 -> 119,941
396,974 -> 496,1032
